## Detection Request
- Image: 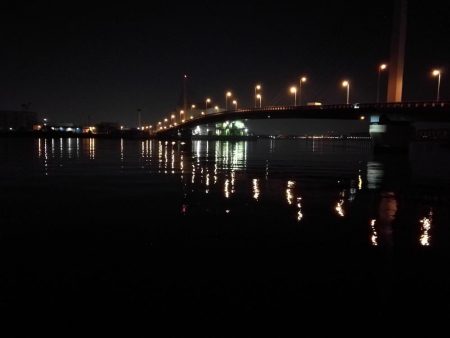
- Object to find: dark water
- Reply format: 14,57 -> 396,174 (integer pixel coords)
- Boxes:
1,138 -> 450,333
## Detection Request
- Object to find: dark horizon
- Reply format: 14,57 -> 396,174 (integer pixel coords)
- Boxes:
1,1 -> 449,133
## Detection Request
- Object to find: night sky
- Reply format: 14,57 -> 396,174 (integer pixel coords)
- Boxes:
1,1 -> 449,133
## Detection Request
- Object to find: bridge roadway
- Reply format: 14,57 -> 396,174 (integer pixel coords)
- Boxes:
155,101 -> 450,136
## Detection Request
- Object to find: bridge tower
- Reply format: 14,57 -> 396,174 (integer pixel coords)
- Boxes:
371,0 -> 413,151
387,0 -> 407,102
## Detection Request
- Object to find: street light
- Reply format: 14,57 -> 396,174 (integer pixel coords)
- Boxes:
137,108 -> 142,129
290,86 -> 297,106
205,98 -> 211,109
179,110 -> 184,123
226,91 -> 232,110
232,100 -> 238,110
342,81 -> 350,104
255,84 -> 261,108
432,69 -> 442,102
377,64 -> 388,103
256,94 -> 262,108
299,76 -> 307,106
191,104 -> 196,109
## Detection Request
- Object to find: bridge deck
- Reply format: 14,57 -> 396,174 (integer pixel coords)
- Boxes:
155,102 -> 450,136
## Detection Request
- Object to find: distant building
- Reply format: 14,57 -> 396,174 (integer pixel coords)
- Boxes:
192,124 -> 214,136
45,123 -> 82,133
192,120 -> 249,136
215,120 -> 249,136
0,110 -> 38,131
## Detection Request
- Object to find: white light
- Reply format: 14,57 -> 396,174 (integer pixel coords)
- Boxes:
432,70 -> 441,76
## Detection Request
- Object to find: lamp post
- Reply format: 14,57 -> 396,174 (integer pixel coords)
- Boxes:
179,110 -> 184,123
432,69 -> 442,102
342,81 -> 350,104
205,98 -> 211,109
255,84 -> 261,108
377,64 -> 387,103
232,100 -> 238,110
226,92 -> 232,110
290,86 -> 297,106
299,76 -> 307,106
137,108 -> 142,129
256,94 -> 262,108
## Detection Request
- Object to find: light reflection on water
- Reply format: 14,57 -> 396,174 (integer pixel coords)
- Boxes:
335,190 -> 346,217
419,210 -> 433,247
252,179 -> 260,201
367,161 -> 384,190
1,137 -> 448,249
370,219 -> 378,246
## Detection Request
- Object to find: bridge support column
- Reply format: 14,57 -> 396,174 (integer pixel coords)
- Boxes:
369,119 -> 415,152
155,128 -> 192,140
178,128 -> 193,139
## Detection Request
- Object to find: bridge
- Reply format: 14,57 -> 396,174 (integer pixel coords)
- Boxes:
155,102 -> 450,134
154,101 -> 450,149
152,1 -> 449,150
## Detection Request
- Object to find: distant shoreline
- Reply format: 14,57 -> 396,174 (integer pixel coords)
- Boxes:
0,131 -> 367,140
0,131 -> 151,140
2,131 -> 446,144
0,131 -> 259,141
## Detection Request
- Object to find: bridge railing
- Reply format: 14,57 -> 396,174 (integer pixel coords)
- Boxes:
358,101 -> 448,110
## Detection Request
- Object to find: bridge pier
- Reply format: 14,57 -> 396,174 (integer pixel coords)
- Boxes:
155,128 -> 192,140
177,128 -> 193,139
369,116 -> 415,152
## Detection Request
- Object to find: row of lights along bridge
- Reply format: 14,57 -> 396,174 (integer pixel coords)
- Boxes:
144,66 -> 443,132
